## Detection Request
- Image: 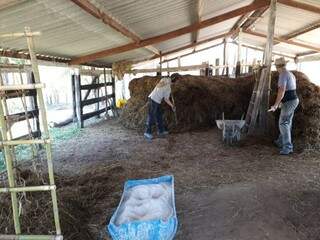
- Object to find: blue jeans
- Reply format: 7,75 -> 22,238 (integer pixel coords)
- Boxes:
277,98 -> 299,151
145,98 -> 165,134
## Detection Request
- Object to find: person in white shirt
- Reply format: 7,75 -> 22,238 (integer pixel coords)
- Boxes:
144,74 -> 178,140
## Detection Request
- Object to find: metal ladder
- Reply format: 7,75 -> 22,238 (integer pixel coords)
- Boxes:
0,27 -> 62,240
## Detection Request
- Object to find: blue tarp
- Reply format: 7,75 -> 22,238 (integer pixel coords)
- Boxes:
107,175 -> 178,240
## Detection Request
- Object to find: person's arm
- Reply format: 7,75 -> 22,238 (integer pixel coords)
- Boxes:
163,87 -> 175,110
165,98 -> 174,109
269,73 -> 287,112
269,86 -> 286,111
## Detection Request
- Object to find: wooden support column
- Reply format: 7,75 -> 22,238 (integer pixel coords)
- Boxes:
159,52 -> 163,76
103,68 -> 108,116
74,75 -> 83,128
215,59 -> 220,75
236,29 -> 242,77
260,0 -> 277,131
223,38 -> 229,76
248,0 -> 277,134
71,74 -> 77,122
95,76 -> 100,118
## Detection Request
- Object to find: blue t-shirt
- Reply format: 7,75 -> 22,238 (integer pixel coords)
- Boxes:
278,70 -> 296,91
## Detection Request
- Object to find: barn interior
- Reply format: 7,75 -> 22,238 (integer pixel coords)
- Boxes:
1,0 -> 320,239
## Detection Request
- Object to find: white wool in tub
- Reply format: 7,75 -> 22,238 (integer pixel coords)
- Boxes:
115,183 -> 173,226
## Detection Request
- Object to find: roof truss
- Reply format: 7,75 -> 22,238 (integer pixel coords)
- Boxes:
244,29 -> 320,52
70,0 -> 159,55
70,0 -> 269,65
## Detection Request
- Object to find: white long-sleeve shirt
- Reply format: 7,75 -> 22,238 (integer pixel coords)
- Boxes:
149,80 -> 171,104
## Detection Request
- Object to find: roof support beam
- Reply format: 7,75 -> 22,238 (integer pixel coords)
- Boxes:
230,13 -> 251,39
70,0 -> 159,56
244,29 -> 320,52
230,0 -> 269,39
296,50 -> 317,58
70,0 -> 269,65
192,0 -> 204,44
241,6 -> 269,31
297,53 -> 320,62
137,31 -> 235,64
0,49 -> 70,64
281,20 -> 320,40
241,43 -> 295,59
278,0 -> 320,14
162,42 -> 224,64
273,20 -> 320,54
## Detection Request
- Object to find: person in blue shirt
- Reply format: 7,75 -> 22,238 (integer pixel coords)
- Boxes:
269,57 -> 299,155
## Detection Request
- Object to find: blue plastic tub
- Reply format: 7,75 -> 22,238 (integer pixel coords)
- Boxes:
107,175 -> 178,240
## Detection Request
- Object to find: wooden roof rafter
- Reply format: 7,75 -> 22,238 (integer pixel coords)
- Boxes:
274,20 -> 320,55
278,0 -> 320,14
70,0 -> 269,65
244,29 -> 320,52
70,0 -> 160,56
0,48 -> 70,64
191,0 -> 205,45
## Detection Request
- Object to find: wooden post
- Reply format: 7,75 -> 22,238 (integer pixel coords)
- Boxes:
236,29 -> 242,77
248,0 -> 277,134
103,68 -> 109,116
223,38 -> 229,76
94,75 -> 100,118
74,75 -> 83,128
245,47 -> 249,73
215,59 -> 220,75
71,74 -> 77,122
260,0 -> 277,132
159,52 -> 162,76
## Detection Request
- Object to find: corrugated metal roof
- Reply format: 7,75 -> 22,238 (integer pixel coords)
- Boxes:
91,0 -> 195,39
198,17 -> 239,40
254,4 -> 320,37
0,0 -> 130,57
201,0 -> 253,20
0,0 -> 319,65
296,28 -> 320,46
96,48 -> 152,64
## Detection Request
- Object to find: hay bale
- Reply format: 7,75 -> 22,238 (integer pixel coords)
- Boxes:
120,74 -> 253,132
120,71 -> 320,149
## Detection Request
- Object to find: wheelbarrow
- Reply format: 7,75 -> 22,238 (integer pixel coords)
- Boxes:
216,113 -> 246,145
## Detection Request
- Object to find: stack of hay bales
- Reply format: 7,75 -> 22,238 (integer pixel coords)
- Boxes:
120,72 -> 320,150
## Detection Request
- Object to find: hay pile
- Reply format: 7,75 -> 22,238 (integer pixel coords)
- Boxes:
120,72 -> 320,149
121,75 -> 253,132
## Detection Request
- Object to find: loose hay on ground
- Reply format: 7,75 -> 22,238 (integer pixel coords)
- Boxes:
0,165 -> 126,240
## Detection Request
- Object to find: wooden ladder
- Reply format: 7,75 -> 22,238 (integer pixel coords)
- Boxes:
244,66 -> 268,134
0,27 -> 62,240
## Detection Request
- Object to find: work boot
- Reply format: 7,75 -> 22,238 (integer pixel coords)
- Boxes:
273,139 -> 282,148
158,131 -> 169,138
280,148 -> 293,155
144,133 -> 153,140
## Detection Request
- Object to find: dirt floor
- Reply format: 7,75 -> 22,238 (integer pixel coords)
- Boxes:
2,118 -> 320,239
